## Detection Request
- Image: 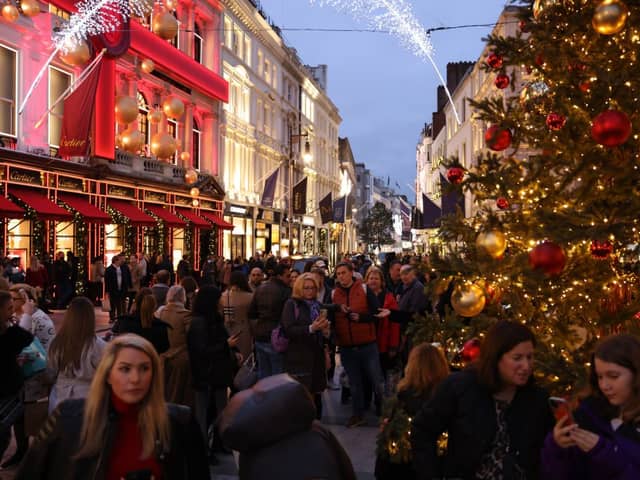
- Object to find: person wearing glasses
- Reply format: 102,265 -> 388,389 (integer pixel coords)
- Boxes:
9,284 -> 54,351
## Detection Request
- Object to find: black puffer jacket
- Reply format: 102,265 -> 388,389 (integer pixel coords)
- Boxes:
411,369 -> 553,480
15,398 -> 209,480
248,278 -> 291,341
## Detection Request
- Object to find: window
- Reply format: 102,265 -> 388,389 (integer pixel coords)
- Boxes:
264,59 -> 271,83
224,17 -> 233,48
55,221 -> 75,252
193,23 -> 203,64
137,92 -> 150,155
48,67 -> 72,148
168,118 -> 178,164
48,4 -> 70,20
272,64 -> 277,90
233,27 -> 242,58
244,36 -> 251,66
257,50 -> 263,76
192,118 -> 201,170
0,45 -> 17,137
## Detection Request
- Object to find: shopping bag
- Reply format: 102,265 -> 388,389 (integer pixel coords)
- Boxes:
21,337 -> 47,378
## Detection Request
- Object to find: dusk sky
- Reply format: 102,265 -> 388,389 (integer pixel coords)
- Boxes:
259,0 -> 509,201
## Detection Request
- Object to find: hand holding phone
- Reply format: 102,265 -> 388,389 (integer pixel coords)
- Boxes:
549,397 -> 574,425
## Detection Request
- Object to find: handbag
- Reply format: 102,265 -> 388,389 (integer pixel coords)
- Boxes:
233,353 -> 257,391
21,336 -> 47,378
101,295 -> 111,312
270,325 -> 289,353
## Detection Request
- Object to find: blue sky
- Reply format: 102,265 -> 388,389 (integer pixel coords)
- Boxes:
259,0 -> 509,201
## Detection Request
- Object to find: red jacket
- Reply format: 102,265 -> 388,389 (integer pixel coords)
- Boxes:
376,292 -> 400,353
332,278 -> 377,347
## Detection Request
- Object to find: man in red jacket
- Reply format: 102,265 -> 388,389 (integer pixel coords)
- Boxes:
332,262 -> 383,428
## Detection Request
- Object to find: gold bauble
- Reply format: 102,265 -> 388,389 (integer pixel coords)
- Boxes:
192,198 -> 199,207
152,10 -> 178,40
476,230 -> 507,259
189,187 -> 200,197
451,283 -> 486,317
59,39 -> 91,67
115,96 -> 138,124
162,96 -> 184,119
147,109 -> 163,124
140,58 -> 155,73
592,0 -> 628,35
179,151 -> 190,162
184,168 -> 198,185
532,0 -> 559,19
19,0 -> 39,17
150,132 -> 177,159
2,4 -> 19,22
120,129 -> 145,153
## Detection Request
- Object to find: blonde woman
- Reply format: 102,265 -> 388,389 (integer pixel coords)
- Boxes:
15,334 -> 208,479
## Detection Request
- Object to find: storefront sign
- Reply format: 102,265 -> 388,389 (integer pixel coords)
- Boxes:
108,185 -> 135,198
175,196 -> 191,206
261,209 -> 274,223
9,168 -> 42,186
229,205 -> 247,215
58,176 -> 84,191
145,191 -> 166,202
302,216 -> 315,226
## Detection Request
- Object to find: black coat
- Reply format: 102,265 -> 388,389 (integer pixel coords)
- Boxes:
104,264 -> 132,297
248,278 -> 291,341
15,398 -> 208,480
411,369 -> 553,480
187,314 -> 234,390
0,325 -> 33,397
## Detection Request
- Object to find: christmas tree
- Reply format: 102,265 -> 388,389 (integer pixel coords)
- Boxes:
415,0 -> 640,393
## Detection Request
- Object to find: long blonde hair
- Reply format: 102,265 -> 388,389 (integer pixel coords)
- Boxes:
76,334 -> 170,459
397,342 -> 450,397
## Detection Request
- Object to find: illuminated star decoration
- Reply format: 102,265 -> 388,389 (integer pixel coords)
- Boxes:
311,0 -> 461,124
20,0 -> 152,115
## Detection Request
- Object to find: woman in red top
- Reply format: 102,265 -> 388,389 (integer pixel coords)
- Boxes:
16,334 -> 208,479
365,267 -> 400,396
25,255 -> 48,297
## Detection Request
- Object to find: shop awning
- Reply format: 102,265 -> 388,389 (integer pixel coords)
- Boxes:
9,187 -> 73,221
175,208 -> 211,229
108,200 -> 156,227
145,204 -> 186,228
200,210 -> 234,230
0,196 -> 25,219
58,194 -> 112,224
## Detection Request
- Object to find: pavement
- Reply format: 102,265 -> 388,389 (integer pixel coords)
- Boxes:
0,306 -> 379,479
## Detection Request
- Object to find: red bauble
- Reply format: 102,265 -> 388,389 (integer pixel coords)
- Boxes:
496,197 -> 510,210
494,74 -> 510,89
529,241 -> 566,276
447,167 -> 465,185
579,81 -> 591,93
486,52 -> 503,69
461,338 -> 482,363
484,126 -> 512,151
546,113 -> 567,131
535,54 -> 545,67
519,20 -> 529,32
590,240 -> 613,260
591,110 -> 632,147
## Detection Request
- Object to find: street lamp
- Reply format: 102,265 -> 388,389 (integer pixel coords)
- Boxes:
287,129 -> 311,257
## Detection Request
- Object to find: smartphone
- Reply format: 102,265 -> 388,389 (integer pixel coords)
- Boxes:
319,308 -> 328,318
124,470 -> 152,480
548,397 -> 574,425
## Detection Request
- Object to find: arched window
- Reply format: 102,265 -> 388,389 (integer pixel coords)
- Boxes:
137,92 -> 150,156
193,23 -> 203,64
192,118 -> 201,170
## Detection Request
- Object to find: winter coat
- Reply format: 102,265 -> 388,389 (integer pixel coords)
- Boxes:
375,291 -> 400,354
219,374 -> 356,480
219,289 -> 254,360
281,298 -> 327,394
187,314 -> 234,390
157,303 -> 192,406
15,398 -> 208,480
0,324 -> 33,397
541,396 -> 640,479
395,279 -> 428,325
332,278 -> 379,347
412,369 -> 553,480
248,277 -> 291,342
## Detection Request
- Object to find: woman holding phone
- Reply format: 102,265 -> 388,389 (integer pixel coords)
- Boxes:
16,334 -> 208,479
541,334 -> 640,479
412,321 -> 553,479
281,273 -> 330,419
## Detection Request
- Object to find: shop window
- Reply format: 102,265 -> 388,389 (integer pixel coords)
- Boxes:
0,45 -> 17,137
7,219 -> 31,268
105,224 -> 124,266
193,23 -> 203,64
192,119 -> 201,170
55,221 -> 75,253
49,66 -> 72,148
172,227 -> 184,270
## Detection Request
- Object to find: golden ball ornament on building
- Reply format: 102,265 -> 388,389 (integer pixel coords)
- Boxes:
2,3 -> 19,22
592,0 -> 629,35
120,129 -> 145,153
150,132 -> 177,159
451,282 -> 486,318
152,10 -> 178,40
59,39 -> 91,67
192,198 -> 199,207
162,96 -> 184,119
476,230 -> 507,259
19,0 -> 39,17
147,109 -> 163,124
184,168 -> 198,185
179,151 -> 190,163
140,58 -> 155,73
189,187 -> 200,198
115,96 -> 138,124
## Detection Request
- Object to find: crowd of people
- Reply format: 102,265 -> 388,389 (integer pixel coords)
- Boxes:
1,249 -> 640,479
